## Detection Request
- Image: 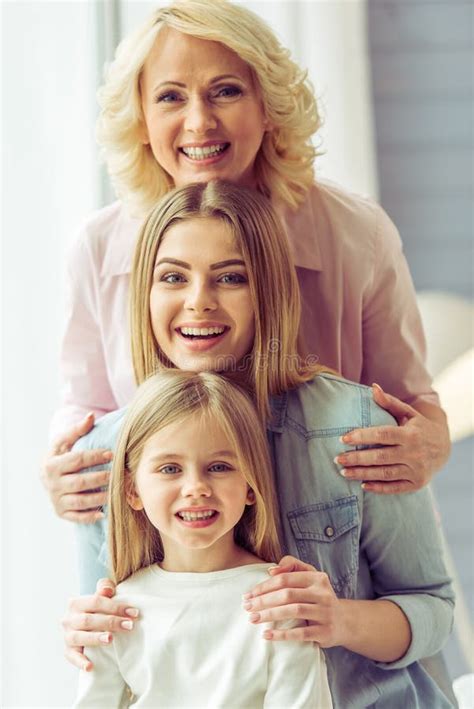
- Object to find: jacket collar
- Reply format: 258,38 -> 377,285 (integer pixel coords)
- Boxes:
101,188 -> 323,278
268,391 -> 289,432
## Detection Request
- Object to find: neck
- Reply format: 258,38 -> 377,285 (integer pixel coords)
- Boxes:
159,535 -> 261,573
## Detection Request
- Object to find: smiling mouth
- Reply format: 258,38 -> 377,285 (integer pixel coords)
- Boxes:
177,510 -> 217,522
179,143 -> 230,161
177,326 -> 228,340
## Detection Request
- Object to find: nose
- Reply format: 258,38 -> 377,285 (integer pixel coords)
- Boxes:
181,471 -> 212,499
184,280 -> 217,313
184,96 -> 217,134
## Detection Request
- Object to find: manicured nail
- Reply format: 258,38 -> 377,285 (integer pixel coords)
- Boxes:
242,592 -> 252,600
339,469 -> 348,477
249,613 -> 260,623
103,452 -> 113,461
242,601 -> 252,611
99,633 -> 111,643
361,483 -> 367,490
267,565 -> 278,574
125,608 -> 139,618
262,630 -> 273,640
121,620 -> 133,630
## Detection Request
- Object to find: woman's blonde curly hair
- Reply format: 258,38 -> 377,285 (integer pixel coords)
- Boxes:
97,0 -> 321,215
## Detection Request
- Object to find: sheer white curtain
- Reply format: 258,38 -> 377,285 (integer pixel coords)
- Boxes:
2,2 -> 99,707
1,2 -> 376,706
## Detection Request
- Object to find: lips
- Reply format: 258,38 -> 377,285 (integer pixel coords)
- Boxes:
179,142 -> 230,162
178,325 -> 227,338
175,509 -> 219,528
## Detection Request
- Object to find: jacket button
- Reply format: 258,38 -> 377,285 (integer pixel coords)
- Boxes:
324,526 -> 335,538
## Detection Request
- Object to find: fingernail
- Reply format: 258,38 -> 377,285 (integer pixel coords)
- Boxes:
267,565 -> 278,574
242,601 -> 252,611
121,620 -> 133,630
361,483 -> 367,490
249,613 -> 260,623
125,608 -> 139,618
339,468 -> 348,477
82,662 -> 92,672
262,630 -> 273,640
242,592 -> 252,600
99,633 -> 111,644
103,452 -> 113,461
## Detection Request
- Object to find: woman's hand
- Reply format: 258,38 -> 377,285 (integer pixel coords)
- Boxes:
41,413 -> 113,523
243,556 -> 345,647
335,383 -> 451,494
62,579 -> 139,671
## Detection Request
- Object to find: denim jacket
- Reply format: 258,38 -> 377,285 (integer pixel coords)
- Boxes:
74,374 -> 454,709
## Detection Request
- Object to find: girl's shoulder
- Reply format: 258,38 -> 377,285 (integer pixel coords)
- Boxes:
286,373 -> 396,432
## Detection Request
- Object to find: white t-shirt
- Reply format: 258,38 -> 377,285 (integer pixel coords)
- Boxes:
74,562 -> 332,708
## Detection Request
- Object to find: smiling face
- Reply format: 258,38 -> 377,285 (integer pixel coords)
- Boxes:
140,28 -> 269,188
127,411 -> 254,571
150,216 -> 255,372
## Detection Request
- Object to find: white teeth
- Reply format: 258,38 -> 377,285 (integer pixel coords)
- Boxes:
178,510 -> 216,521
180,326 -> 225,337
181,144 -> 227,160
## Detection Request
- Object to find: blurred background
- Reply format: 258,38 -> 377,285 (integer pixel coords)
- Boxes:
2,1 -> 473,706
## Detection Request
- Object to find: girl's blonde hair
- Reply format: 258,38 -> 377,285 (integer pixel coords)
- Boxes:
97,0 -> 320,215
109,370 -> 282,583
131,180 -> 323,421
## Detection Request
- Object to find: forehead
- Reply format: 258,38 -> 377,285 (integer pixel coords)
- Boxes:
142,26 -> 253,87
141,410 -> 233,457
157,217 -> 241,258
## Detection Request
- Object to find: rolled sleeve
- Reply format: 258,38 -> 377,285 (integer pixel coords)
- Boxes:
376,592 -> 454,670
361,398 -> 455,668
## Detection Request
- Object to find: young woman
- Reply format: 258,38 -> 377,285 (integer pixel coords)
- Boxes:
43,0 -> 450,527
67,181 -> 454,708
74,370 -> 331,708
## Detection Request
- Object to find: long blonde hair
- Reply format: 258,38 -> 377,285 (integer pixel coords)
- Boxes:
131,180 -> 322,421
109,370 -> 282,583
97,0 -> 320,215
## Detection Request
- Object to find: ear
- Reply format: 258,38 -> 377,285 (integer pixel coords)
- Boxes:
138,120 -> 150,147
125,470 -> 144,511
246,488 -> 256,506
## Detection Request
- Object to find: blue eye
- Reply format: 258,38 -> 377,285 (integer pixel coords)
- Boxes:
159,464 -> 181,475
156,91 -> 183,104
218,273 -> 247,285
161,272 -> 186,284
208,462 -> 233,473
212,85 -> 243,100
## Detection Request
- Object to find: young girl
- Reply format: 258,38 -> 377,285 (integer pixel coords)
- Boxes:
74,370 -> 332,708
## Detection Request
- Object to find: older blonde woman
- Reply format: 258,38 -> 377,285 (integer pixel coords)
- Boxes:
43,0 -> 450,524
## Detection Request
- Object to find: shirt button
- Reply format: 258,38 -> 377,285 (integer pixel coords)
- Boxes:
324,526 -> 335,538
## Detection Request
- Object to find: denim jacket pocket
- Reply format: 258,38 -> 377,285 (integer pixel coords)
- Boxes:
287,495 -> 359,597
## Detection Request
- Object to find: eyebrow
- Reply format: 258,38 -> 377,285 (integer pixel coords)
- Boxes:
146,450 -> 238,464
153,74 -> 245,94
154,258 -> 246,271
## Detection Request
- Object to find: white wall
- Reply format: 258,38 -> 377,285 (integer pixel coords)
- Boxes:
1,1 -> 376,706
2,2 -> 98,706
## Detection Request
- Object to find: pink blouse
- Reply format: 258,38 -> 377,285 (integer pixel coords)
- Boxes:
50,180 -> 437,438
